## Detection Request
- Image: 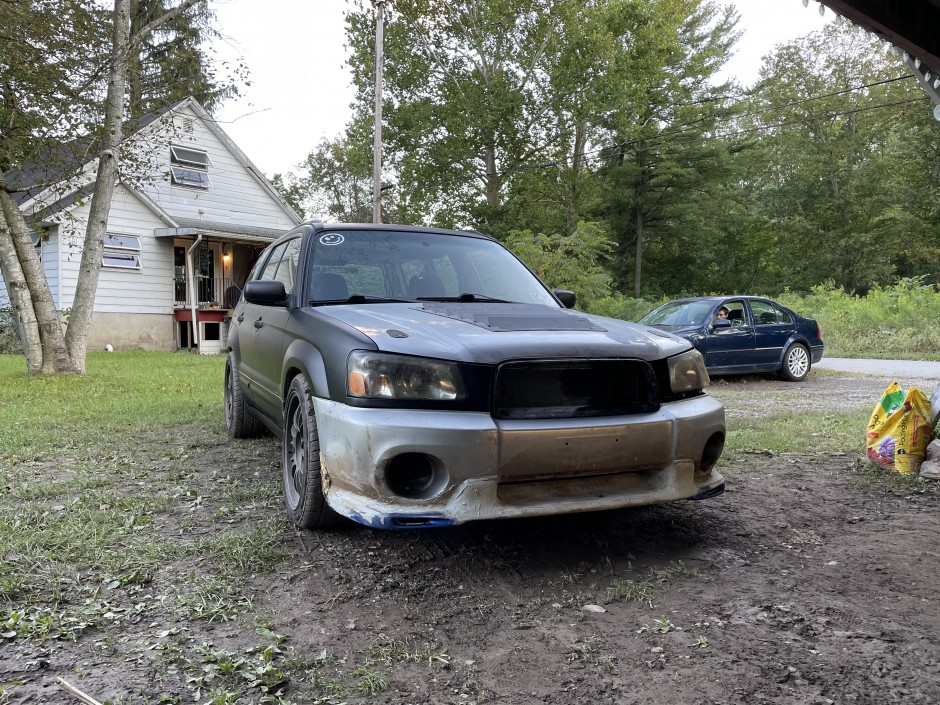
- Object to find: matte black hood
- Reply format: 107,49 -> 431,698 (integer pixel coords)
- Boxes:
315,302 -> 693,364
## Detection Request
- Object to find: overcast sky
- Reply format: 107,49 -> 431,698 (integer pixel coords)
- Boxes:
211,0 -> 834,179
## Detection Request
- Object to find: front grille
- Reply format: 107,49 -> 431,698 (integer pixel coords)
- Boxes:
492,359 -> 659,419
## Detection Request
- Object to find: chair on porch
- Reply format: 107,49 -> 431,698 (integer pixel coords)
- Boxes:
222,284 -> 241,309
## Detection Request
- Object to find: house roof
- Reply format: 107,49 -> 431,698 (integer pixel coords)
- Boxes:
819,1 -> 940,111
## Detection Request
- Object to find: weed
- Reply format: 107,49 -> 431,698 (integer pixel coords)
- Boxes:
654,615 -> 675,633
607,576 -> 659,606
172,575 -> 253,623
352,666 -> 388,695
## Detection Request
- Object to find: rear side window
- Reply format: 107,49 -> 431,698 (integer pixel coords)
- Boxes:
751,300 -> 791,325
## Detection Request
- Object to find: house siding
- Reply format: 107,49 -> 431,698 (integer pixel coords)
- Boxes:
138,106 -> 296,231
0,229 -> 60,308
58,185 -> 175,314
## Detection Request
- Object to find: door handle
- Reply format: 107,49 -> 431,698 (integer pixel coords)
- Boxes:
237,313 -> 244,323
253,318 -> 264,330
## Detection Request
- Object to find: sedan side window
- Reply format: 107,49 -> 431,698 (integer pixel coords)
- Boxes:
720,301 -> 748,327
751,300 -> 787,326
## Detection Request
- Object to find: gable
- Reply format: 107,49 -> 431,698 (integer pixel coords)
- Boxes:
12,98 -> 301,235
130,101 -> 301,233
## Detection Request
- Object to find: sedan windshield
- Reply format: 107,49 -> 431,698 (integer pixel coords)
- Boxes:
309,229 -> 560,306
638,300 -> 715,327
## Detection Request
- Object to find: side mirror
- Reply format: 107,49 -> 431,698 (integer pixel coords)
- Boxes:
712,318 -> 732,329
244,280 -> 288,306
553,289 -> 576,309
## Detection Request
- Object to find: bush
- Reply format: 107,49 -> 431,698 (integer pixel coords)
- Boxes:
778,278 -> 940,360
0,308 -> 23,355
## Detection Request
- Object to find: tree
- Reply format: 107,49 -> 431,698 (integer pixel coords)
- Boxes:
127,0 -> 240,119
343,0 -> 680,232
0,0 -> 209,374
598,0 -> 740,297
505,221 -> 614,305
742,22 -> 932,294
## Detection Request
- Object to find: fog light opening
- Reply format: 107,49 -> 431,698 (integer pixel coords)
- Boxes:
385,453 -> 444,499
699,433 -> 724,476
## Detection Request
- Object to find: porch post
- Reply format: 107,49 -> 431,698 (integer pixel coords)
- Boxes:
186,235 -> 202,347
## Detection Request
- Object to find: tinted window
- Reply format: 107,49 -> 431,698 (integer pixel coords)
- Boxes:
258,242 -> 289,281
272,238 -> 301,292
751,300 -> 790,325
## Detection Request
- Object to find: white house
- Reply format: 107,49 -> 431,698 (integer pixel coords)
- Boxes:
1,97 -> 302,353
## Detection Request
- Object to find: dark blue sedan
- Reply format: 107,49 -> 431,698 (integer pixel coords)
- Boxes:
637,296 -> 824,381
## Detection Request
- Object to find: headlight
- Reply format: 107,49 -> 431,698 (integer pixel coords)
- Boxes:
347,351 -> 466,401
667,348 -> 709,393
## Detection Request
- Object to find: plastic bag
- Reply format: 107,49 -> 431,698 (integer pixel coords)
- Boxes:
865,381 -> 933,475
920,439 -> 940,480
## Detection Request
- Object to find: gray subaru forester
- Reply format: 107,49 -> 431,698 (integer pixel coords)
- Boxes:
224,222 -> 725,530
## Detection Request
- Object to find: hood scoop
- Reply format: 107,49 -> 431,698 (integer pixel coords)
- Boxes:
419,303 -> 607,332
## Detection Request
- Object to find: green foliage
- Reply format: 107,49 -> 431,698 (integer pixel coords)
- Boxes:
0,309 -> 22,355
586,294 -> 672,322
776,278 -> 940,360
127,0 -> 241,119
505,222 -> 614,305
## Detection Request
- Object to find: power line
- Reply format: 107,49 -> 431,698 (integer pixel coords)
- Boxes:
500,74 -> 924,176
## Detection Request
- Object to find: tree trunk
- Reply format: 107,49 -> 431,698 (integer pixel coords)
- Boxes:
0,184 -> 74,373
127,0 -> 144,119
484,144 -> 500,207
567,120 -> 587,231
65,0 -> 132,373
0,198 -> 43,372
634,208 -> 644,299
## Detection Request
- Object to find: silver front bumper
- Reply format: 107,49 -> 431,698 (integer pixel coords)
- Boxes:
313,395 -> 725,528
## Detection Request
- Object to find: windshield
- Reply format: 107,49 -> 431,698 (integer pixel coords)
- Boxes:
638,300 -> 715,327
307,229 -> 559,306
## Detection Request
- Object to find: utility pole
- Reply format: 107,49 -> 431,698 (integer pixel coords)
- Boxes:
372,0 -> 385,224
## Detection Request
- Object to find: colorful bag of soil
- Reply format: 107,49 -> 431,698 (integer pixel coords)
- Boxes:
866,381 -> 934,475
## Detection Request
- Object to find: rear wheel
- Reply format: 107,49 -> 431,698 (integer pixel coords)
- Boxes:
225,352 -> 262,438
283,375 -> 339,529
779,343 -> 810,382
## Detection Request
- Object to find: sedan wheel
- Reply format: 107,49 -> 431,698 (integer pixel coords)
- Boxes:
283,376 -> 338,529
779,344 -> 810,382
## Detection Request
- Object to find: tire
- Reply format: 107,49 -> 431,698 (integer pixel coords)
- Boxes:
282,375 -> 340,529
779,343 -> 810,382
225,352 -> 263,438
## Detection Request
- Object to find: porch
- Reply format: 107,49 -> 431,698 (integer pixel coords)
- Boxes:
155,220 -> 286,354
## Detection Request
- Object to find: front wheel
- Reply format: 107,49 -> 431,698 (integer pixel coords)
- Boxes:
779,343 -> 810,382
282,375 -> 339,529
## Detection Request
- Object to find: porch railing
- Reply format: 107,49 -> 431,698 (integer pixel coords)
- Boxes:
174,277 -> 241,308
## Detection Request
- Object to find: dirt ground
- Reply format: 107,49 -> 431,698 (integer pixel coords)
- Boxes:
3,371 -> 939,705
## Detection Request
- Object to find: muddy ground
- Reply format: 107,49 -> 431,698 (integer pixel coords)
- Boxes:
3,371 -> 939,704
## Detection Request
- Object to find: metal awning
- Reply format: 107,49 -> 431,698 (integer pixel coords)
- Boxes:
154,218 -> 288,244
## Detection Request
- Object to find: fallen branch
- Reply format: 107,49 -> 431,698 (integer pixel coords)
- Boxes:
56,678 -> 103,705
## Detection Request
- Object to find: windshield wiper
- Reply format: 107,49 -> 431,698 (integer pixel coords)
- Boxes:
309,294 -> 411,306
416,293 -> 510,303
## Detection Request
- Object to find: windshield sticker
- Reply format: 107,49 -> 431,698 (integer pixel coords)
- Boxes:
319,233 -> 344,246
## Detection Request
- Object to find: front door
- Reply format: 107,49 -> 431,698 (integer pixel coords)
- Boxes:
703,300 -> 756,370
235,238 -> 301,423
